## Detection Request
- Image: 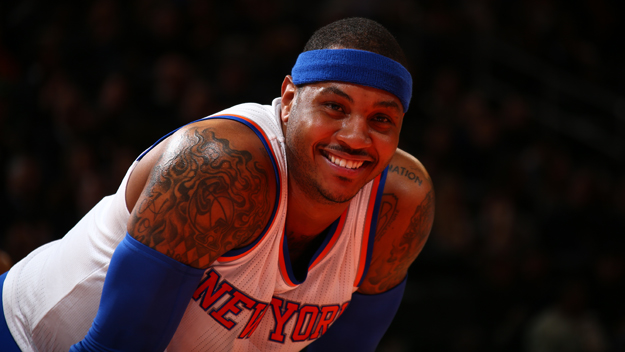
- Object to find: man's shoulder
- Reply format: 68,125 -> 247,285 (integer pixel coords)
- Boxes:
383,149 -> 433,207
378,149 -> 434,239
180,103 -> 276,145
356,149 -> 434,294
127,112 -> 280,268
128,114 -> 278,216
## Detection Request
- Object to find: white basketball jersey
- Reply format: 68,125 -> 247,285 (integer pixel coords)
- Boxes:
2,98 -> 388,352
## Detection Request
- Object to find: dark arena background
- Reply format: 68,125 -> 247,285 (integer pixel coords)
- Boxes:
1,1 -> 624,351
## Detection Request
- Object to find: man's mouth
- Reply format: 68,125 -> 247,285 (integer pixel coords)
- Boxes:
323,151 -> 366,170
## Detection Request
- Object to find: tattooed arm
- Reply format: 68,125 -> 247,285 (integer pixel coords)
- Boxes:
70,119 -> 277,352
126,118 -> 277,268
306,150 -> 433,351
359,149 -> 435,294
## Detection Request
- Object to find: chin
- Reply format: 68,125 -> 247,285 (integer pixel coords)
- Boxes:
317,187 -> 359,205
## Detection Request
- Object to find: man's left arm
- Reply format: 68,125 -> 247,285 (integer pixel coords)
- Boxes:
360,150 -> 435,295
307,150 -> 435,351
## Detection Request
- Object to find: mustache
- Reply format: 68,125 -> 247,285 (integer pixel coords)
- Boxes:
324,144 -> 371,158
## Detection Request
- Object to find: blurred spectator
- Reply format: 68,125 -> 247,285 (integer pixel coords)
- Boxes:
525,279 -> 607,352
5,154 -> 44,218
3,221 -> 53,268
0,250 -> 12,275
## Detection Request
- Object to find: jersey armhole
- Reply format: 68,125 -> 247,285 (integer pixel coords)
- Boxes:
133,113 -> 282,262
210,115 -> 283,262
353,166 -> 389,287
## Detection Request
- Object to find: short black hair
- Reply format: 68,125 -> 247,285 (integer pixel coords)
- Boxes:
303,17 -> 408,67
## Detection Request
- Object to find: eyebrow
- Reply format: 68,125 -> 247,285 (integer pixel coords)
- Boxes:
374,100 -> 401,113
319,86 -> 402,113
319,86 -> 353,103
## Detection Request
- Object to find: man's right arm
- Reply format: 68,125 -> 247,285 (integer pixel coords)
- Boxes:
71,119 -> 277,352
127,119 -> 277,268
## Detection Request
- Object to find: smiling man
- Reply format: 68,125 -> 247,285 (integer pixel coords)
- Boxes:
1,17 -> 434,352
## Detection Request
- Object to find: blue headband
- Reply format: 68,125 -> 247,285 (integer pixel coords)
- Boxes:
291,49 -> 412,112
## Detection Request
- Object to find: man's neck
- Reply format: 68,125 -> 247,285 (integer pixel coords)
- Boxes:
284,182 -> 348,241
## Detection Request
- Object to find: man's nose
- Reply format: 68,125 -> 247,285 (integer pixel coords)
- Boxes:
335,115 -> 372,150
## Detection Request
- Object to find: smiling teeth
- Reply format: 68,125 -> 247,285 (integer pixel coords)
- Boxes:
329,155 -> 364,169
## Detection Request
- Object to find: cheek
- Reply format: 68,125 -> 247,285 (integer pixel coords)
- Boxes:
285,119 -> 316,159
374,134 -> 400,161
287,110 -> 332,147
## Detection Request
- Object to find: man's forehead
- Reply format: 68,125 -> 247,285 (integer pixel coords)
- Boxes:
304,81 -> 403,112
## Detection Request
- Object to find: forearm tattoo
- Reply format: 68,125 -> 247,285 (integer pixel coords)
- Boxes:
368,188 -> 435,292
128,127 -> 271,268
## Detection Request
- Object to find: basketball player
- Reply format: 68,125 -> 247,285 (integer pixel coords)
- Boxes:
1,17 -> 434,351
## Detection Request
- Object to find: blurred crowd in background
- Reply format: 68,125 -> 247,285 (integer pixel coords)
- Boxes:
1,0 -> 624,351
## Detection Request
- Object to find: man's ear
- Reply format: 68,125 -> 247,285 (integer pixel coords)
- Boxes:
280,75 -> 297,123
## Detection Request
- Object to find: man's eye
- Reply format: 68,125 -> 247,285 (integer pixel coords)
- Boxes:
326,103 -> 343,112
373,115 -> 391,123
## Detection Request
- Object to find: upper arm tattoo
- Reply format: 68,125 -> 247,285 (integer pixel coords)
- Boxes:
128,127 -> 272,268
375,193 -> 399,242
366,188 -> 435,292
388,163 -> 423,186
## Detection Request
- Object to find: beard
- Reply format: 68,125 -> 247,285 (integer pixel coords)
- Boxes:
284,105 -> 360,205
285,143 -> 357,205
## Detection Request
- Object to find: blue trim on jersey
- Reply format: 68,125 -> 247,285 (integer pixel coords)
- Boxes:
136,112 -> 213,161
356,166 -> 389,288
307,217 -> 342,270
214,116 -> 281,258
282,216 -> 342,285
136,127 -> 179,161
0,271 -> 22,352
